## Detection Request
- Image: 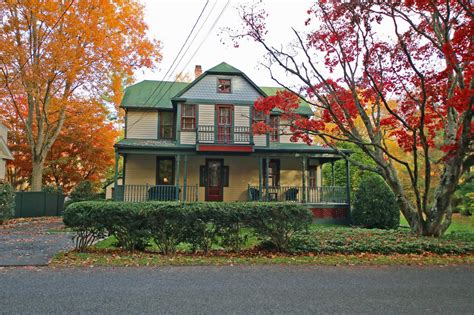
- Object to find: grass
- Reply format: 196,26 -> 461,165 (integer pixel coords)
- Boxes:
51,250 -> 474,267
52,219 -> 474,267
399,213 -> 474,234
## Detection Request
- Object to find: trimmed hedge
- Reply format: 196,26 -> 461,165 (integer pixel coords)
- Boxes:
63,201 -> 312,253
289,228 -> 474,255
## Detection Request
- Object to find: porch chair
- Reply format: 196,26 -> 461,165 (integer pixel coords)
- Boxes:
284,188 -> 299,202
147,186 -> 179,201
248,188 -> 261,201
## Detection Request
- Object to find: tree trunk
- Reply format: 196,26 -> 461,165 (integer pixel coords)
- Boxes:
31,158 -> 45,191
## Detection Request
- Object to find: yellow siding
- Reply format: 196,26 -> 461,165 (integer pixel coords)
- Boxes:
180,131 -> 196,145
234,106 -> 249,127
254,134 -> 267,146
126,111 -> 158,139
125,155 -> 156,185
279,119 -> 292,144
177,156 -> 304,202
0,159 -> 5,180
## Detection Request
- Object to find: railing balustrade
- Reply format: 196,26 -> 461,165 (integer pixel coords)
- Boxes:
197,125 -> 251,144
247,185 -> 348,204
117,184 -> 199,202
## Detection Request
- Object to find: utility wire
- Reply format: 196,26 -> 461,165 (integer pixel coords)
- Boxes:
127,0 -> 210,131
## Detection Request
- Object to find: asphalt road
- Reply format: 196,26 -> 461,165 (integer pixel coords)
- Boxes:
0,265 -> 472,314
0,219 -> 73,266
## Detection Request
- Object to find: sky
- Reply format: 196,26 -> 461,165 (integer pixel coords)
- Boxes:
136,0 -> 314,87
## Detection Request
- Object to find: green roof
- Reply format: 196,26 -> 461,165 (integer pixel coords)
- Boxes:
260,86 -> 313,116
121,80 -> 188,109
206,62 -> 243,74
120,62 -> 313,116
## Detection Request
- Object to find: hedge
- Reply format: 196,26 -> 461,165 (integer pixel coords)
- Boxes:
63,201 -> 313,253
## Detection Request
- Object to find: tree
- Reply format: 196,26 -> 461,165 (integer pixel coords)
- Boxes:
229,1 -> 472,236
0,0 -> 161,190
0,98 -> 119,192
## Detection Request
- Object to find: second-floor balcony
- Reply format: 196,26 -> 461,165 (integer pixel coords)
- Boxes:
197,125 -> 252,145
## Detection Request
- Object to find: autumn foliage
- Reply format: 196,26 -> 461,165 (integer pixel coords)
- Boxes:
232,1 -> 473,236
0,0 -> 161,190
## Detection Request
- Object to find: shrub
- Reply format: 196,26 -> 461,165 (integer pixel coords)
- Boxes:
352,176 -> 400,229
70,180 -> 97,202
63,201 -> 312,253
288,228 -> 474,255
245,203 -> 313,251
0,182 -> 15,223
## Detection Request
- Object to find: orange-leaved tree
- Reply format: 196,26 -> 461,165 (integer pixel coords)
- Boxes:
0,0 -> 161,190
1,98 -> 119,192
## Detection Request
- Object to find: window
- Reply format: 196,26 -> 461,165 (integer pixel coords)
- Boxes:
269,115 -> 280,142
217,79 -> 231,93
181,104 -> 196,130
160,111 -> 174,139
308,166 -> 317,187
156,157 -> 175,185
263,159 -> 280,187
253,107 -> 265,122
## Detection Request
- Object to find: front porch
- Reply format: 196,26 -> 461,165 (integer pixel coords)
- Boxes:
115,183 -> 347,205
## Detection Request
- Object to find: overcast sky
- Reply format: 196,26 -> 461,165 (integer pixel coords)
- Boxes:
136,0 -> 314,87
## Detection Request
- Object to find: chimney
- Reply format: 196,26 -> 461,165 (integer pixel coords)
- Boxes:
194,65 -> 202,79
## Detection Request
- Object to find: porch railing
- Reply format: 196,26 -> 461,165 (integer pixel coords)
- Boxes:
197,125 -> 251,144
247,185 -> 348,204
115,184 -> 199,202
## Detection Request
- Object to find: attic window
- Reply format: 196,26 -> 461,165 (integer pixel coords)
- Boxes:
217,79 -> 231,93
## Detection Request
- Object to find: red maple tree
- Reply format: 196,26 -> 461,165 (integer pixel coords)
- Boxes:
229,0 -> 473,236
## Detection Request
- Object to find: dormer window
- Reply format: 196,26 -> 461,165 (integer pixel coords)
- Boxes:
217,79 -> 231,93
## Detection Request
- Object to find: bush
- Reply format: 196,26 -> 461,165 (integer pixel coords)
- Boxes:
70,180 -> 97,202
352,176 -> 400,229
0,182 -> 15,223
245,203 -> 312,251
63,201 -> 313,253
288,228 -> 474,255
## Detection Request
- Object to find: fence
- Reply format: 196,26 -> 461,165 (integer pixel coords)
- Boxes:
115,184 -> 199,202
15,191 -> 65,217
247,185 -> 347,204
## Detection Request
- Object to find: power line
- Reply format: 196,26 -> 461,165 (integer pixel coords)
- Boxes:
127,0 -> 211,131
150,0 -> 230,108
141,0 -> 210,107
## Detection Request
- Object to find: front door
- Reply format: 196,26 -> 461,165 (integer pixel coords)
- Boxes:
216,105 -> 232,143
205,159 -> 224,201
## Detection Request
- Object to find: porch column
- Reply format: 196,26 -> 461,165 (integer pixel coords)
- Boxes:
345,159 -> 351,206
113,150 -> 119,201
175,155 -> 181,200
331,161 -> 335,186
302,157 -> 307,203
265,157 -> 270,201
183,155 -> 188,202
258,157 -> 263,201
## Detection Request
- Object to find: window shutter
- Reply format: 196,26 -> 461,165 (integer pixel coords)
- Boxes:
199,166 -> 207,187
223,166 -> 229,187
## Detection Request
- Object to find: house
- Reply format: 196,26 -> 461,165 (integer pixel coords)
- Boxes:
104,177 -> 123,200
0,123 -> 13,181
114,62 -> 351,220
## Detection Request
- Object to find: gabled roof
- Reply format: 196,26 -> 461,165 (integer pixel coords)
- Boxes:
121,80 -> 188,109
120,62 -> 313,116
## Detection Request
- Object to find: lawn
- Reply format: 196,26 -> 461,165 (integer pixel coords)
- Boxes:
52,217 -> 474,267
399,213 -> 473,234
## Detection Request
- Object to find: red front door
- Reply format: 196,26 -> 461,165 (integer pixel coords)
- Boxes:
206,159 -> 224,201
216,105 -> 232,143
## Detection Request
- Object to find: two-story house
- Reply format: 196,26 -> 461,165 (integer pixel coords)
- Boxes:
114,62 -> 351,220
0,123 -> 13,181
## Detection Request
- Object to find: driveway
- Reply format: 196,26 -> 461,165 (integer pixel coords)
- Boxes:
0,265 -> 472,314
0,218 -> 73,266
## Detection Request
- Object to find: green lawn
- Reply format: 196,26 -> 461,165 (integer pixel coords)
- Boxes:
399,213 -> 474,234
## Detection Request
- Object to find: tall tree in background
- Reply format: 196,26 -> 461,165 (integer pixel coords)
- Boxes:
0,0 -> 161,190
230,1 -> 472,236
1,98 -> 119,192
